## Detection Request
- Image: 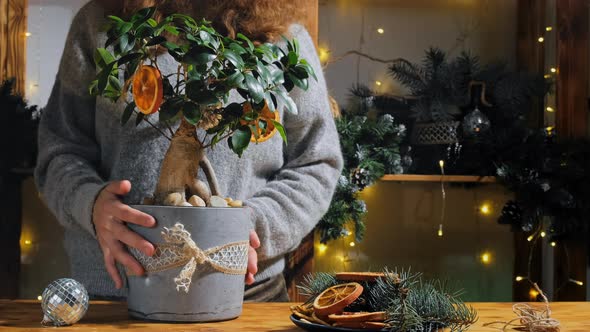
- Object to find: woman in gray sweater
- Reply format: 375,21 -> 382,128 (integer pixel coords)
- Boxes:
34,0 -> 342,301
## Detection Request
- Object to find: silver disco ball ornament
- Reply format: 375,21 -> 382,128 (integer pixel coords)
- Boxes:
462,107 -> 491,137
41,278 -> 89,326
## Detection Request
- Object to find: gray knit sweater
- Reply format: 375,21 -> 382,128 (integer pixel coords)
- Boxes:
34,1 -> 342,298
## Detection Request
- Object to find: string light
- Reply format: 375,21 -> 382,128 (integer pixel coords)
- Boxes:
25,32 -> 32,37
479,204 -> 491,215
377,28 -> 384,34
439,160 -> 445,169
527,235 -> 534,242
24,240 -> 32,245
537,37 -> 544,43
481,252 -> 492,265
546,107 -> 554,112
569,279 -> 584,286
540,231 -> 546,238
318,47 -> 330,63
375,81 -> 382,86
437,224 -> 443,237
37,295 -> 42,301
349,241 -> 356,247
515,276 -> 525,282
529,288 -> 540,299
318,244 -> 328,254
550,67 -> 557,73
545,26 -> 553,31
550,241 -> 556,247
544,74 -> 551,79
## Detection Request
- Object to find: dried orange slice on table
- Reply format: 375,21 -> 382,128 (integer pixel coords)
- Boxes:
313,282 -> 364,316
241,102 -> 280,143
132,65 -> 164,115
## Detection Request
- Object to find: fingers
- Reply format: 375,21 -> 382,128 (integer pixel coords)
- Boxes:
102,246 -> 123,289
245,272 -> 255,285
105,238 -> 145,277
249,230 -> 260,249
111,202 -> 155,227
110,222 -> 155,256
104,180 -> 132,196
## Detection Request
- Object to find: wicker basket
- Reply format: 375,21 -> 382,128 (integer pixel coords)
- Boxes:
410,121 -> 460,145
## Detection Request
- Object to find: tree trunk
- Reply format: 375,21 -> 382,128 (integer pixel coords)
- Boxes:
153,119 -> 216,206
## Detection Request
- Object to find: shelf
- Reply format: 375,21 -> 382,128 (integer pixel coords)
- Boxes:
381,174 -> 496,183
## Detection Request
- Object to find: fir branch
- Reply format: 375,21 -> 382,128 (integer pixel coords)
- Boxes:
296,272 -> 337,303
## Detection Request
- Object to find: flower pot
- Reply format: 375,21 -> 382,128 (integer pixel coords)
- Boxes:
126,205 -> 250,322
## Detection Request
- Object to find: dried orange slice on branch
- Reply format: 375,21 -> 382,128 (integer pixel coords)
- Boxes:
132,65 -> 164,115
241,102 -> 280,143
313,282 -> 363,316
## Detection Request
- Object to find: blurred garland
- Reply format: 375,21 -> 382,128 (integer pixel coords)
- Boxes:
316,101 -> 407,243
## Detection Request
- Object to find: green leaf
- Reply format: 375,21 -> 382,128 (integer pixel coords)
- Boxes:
120,22 -> 133,35
229,126 -> 251,157
226,70 -> 245,88
244,72 -> 264,104
89,80 -> 98,96
146,36 -> 167,46
97,61 -> 117,92
118,52 -> 143,65
121,102 -> 135,125
147,18 -> 158,27
287,72 -> 308,90
94,48 -> 116,70
135,112 -> 145,126
107,15 -> 125,24
287,51 -> 298,66
269,67 -> 285,85
159,97 -> 183,122
182,102 -> 202,125
237,33 -> 254,52
298,59 -> 317,81
118,34 -> 129,53
108,75 -> 122,91
184,45 -> 217,66
271,119 -> 287,144
223,49 -> 244,69
132,7 -> 157,28
164,25 -> 180,36
229,42 -> 247,55
274,89 -> 298,114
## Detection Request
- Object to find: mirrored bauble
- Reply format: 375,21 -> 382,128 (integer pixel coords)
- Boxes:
462,107 -> 491,136
41,278 -> 89,326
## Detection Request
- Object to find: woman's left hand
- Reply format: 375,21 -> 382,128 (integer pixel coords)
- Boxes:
246,230 -> 260,285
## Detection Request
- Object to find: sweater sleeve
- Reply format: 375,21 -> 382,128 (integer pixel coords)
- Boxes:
244,25 -> 344,260
34,3 -> 107,237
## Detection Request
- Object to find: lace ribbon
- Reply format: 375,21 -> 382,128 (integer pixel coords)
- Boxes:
130,223 -> 249,293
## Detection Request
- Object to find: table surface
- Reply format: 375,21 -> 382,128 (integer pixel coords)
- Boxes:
1,300 -> 589,331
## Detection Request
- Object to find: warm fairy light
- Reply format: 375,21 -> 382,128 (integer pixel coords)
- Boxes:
540,231 -> 546,238
25,32 -> 32,37
377,28 -> 384,34
479,204 -> 491,215
338,255 -> 346,262
527,235 -> 534,242
375,81 -> 382,86
318,244 -> 328,254
529,289 -> 540,299
24,240 -> 32,245
37,295 -> 42,301
439,160 -> 445,168
546,107 -> 554,112
318,47 -> 330,63
515,276 -> 524,282
546,26 -> 553,31
537,37 -> 544,43
481,252 -> 491,265
550,67 -> 557,73
544,74 -> 551,79
346,230 -> 352,236
550,241 -> 556,247
570,279 -> 584,286
349,241 -> 356,247
437,224 -> 443,237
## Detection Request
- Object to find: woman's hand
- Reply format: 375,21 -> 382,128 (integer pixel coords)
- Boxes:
246,230 -> 260,285
93,180 -> 156,289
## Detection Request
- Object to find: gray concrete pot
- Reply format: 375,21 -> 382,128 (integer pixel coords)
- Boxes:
126,205 -> 250,322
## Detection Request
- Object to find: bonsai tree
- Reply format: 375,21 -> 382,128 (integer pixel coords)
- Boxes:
91,7 -> 315,207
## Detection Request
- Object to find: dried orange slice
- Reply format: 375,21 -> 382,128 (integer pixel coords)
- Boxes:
313,282 -> 363,316
336,272 -> 386,282
332,321 -> 388,330
241,102 -> 280,143
132,65 -> 164,114
328,311 -> 387,323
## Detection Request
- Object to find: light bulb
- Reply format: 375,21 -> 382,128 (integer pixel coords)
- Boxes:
377,28 -> 384,34
544,74 -> 551,79
550,67 -> 557,73
480,204 -> 491,215
318,244 -> 328,253
439,160 -> 445,168
538,37 -> 544,43
546,26 -> 553,31
546,107 -> 554,112
375,81 -> 382,86
318,47 -> 330,63
25,32 -> 32,37
570,278 -> 584,286
540,231 -> 546,238
527,235 -> 534,242
24,240 -> 31,245
437,224 -> 443,237
37,295 -> 42,301
550,241 -> 556,247
481,252 -> 491,265
349,242 -> 356,247
515,276 -> 524,282
529,289 -> 539,299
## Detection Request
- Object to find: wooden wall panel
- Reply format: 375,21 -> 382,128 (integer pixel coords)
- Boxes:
0,0 -> 27,96
556,0 -> 589,139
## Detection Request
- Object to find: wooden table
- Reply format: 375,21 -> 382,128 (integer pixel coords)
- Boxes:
1,300 -> 589,331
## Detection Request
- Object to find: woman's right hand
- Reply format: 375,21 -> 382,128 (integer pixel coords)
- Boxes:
92,180 -> 156,289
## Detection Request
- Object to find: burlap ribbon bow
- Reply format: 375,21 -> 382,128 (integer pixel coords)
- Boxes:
130,223 -> 249,293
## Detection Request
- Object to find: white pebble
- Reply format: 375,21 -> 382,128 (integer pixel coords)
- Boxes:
210,195 -> 229,207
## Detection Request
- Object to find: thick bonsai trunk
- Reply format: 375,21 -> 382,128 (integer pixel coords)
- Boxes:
152,119 -> 219,206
